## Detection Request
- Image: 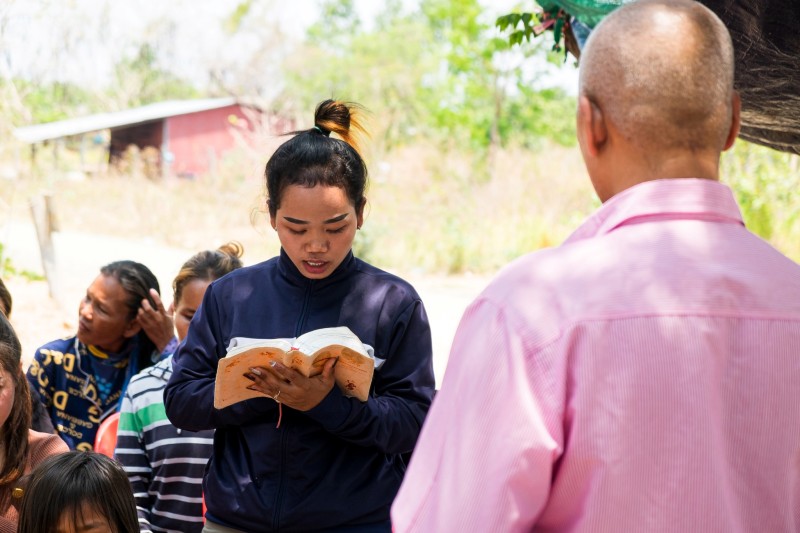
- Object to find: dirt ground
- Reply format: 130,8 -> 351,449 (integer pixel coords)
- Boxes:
3,221 -> 491,387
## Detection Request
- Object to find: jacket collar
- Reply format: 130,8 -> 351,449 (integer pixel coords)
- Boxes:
564,178 -> 744,245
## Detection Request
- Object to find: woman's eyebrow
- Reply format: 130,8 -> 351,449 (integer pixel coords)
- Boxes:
283,213 -> 349,225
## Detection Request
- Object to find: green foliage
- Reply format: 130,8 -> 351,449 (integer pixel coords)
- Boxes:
111,44 -> 200,107
8,80 -> 97,124
0,242 -> 44,281
496,12 -> 539,46
225,0 -> 254,33
722,141 -> 800,261
282,0 -> 577,153
5,43 -> 200,129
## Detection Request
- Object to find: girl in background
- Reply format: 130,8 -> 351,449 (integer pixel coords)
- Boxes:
17,450 -> 139,533
0,312 -> 68,533
115,242 -> 244,533
165,100 -> 435,532
0,276 -> 55,434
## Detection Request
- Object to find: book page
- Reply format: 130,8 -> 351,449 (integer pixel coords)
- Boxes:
214,345 -> 287,409
328,345 -> 374,402
293,326 -> 368,356
226,337 -> 292,357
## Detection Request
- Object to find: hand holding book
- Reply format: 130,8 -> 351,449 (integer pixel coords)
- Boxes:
244,356 -> 339,412
214,327 -> 375,409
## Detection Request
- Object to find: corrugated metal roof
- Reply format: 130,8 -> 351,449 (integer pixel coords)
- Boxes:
13,97 -> 238,143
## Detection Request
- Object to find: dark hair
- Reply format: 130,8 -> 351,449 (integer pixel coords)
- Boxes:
100,260 -> 160,365
266,99 -> 369,217
0,313 -> 31,485
173,242 -> 245,305
0,277 -> 11,317
17,451 -> 139,533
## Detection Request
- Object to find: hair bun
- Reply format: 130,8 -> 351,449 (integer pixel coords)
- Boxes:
313,99 -> 367,155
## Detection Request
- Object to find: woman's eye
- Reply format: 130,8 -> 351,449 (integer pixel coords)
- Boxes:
288,228 -> 306,235
328,226 -> 347,234
182,312 -> 195,321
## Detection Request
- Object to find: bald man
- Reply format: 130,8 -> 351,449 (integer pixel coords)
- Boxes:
391,1 -> 800,531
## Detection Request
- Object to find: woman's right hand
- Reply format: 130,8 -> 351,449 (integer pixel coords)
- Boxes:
137,288 -> 175,353
244,357 -> 338,412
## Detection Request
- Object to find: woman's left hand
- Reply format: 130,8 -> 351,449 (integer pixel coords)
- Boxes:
245,357 -> 338,412
137,288 -> 175,353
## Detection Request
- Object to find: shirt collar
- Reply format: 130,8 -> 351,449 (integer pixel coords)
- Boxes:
564,178 -> 744,245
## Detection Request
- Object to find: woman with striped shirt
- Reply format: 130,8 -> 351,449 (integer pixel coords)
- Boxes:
114,243 -> 243,533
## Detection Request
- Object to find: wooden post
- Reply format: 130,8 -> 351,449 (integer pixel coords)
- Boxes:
29,194 -> 58,299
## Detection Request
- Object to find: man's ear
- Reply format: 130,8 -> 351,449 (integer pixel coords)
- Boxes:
723,91 -> 741,151
577,95 -> 608,158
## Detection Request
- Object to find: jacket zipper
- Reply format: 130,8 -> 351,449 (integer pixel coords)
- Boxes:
273,279 -> 315,531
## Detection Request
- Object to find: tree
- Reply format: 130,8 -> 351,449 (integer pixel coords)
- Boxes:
278,0 -> 576,153
109,43 -> 200,109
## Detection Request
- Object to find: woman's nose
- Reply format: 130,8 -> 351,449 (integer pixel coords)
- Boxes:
305,233 -> 329,253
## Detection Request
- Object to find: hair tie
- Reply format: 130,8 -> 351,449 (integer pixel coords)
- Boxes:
313,125 -> 331,137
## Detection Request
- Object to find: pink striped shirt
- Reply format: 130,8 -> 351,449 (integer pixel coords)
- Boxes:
392,178 -> 800,533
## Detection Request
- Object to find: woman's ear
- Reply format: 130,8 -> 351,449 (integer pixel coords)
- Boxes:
356,198 -> 366,230
123,320 -> 142,339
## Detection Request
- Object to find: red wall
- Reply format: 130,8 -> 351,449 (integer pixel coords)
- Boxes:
165,104 -> 252,178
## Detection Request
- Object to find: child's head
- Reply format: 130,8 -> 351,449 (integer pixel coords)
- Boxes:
172,242 -> 244,341
17,451 -> 139,533
266,100 -> 369,279
0,312 -> 31,484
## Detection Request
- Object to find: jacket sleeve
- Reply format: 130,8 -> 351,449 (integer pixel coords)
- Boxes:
114,390 -> 154,532
164,285 -> 272,431
303,298 -> 436,455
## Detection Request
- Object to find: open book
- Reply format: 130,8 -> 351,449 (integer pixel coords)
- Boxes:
214,326 -> 375,409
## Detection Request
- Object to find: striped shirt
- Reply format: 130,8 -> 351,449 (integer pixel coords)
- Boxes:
392,179 -> 800,532
115,355 -> 213,533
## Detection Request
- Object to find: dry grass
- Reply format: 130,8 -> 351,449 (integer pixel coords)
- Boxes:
1,140 -> 596,275
1,137 -> 797,276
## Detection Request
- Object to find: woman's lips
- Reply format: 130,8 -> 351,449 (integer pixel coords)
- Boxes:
303,260 -> 328,275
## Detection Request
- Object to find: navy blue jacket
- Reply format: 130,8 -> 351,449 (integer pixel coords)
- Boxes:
164,250 -> 435,532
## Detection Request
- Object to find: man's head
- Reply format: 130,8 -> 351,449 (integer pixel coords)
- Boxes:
577,0 -> 741,201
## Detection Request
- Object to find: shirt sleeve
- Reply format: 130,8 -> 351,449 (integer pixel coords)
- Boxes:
302,298 -> 436,455
391,297 -> 565,532
114,389 -> 154,532
159,337 -> 179,360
